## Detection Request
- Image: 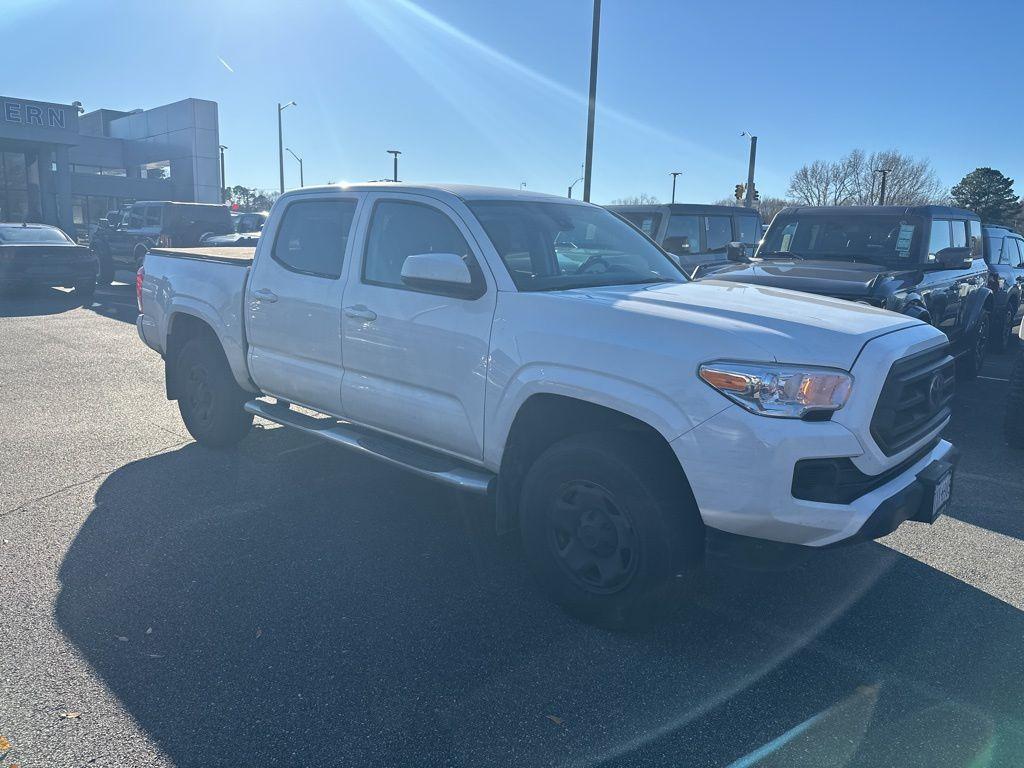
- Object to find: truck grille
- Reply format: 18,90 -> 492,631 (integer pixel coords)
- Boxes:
870,344 -> 955,456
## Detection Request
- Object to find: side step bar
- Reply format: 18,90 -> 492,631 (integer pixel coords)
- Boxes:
244,400 -> 495,495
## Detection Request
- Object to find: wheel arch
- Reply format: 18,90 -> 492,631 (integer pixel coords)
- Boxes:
493,393 -> 697,535
164,309 -> 255,399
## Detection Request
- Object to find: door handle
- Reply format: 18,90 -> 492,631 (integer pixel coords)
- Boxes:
253,288 -> 278,303
344,305 -> 377,321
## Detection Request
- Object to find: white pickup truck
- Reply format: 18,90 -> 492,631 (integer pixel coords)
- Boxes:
137,183 -> 958,626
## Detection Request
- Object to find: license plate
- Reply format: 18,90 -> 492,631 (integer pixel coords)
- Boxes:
931,469 -> 952,519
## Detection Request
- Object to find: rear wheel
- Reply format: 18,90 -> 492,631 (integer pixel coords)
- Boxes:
993,304 -> 1017,353
72,279 -> 96,303
93,243 -> 114,285
1006,351 -> 1024,449
176,337 -> 253,448
957,311 -> 990,380
518,432 -> 704,628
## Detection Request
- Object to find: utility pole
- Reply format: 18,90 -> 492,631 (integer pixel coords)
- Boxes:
670,171 -> 682,204
286,148 -> 304,188
582,0 -> 601,202
218,145 -> 227,202
874,168 -> 893,205
277,101 -> 296,193
387,150 -> 401,182
741,132 -> 757,208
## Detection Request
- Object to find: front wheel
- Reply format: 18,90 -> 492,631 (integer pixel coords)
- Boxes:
176,337 -> 253,448
518,432 -> 704,628
993,304 -> 1017,353
957,311 -> 990,381
93,244 -> 114,285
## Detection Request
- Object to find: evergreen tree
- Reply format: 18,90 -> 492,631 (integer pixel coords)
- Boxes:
951,168 -> 1021,225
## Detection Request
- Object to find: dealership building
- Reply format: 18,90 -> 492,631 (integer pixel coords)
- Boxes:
0,95 -> 221,238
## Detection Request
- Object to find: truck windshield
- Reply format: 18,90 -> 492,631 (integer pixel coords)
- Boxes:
468,200 -> 684,291
758,214 -> 922,266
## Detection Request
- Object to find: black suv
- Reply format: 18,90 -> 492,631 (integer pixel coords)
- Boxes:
705,205 -> 993,378
982,224 -> 1024,351
91,201 -> 233,283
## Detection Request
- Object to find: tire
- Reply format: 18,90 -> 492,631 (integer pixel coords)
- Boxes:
73,279 -> 96,303
93,243 -> 114,285
175,337 -> 253,448
957,310 -> 990,381
993,303 -> 1016,353
518,431 -> 704,629
1006,351 -> 1024,449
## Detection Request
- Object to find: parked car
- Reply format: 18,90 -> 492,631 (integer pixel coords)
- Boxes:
0,223 -> 97,300
705,205 -> 993,379
91,201 -> 233,284
231,211 -> 268,233
137,184 -> 958,627
607,203 -> 763,277
982,224 -> 1024,351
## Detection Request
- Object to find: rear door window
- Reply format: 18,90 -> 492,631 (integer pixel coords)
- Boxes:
621,212 -> 661,237
144,206 -> 162,227
928,219 -> 951,260
735,215 -> 761,245
969,220 -> 983,258
704,215 -> 732,253
664,214 -> 700,257
127,206 -> 144,228
950,220 -> 968,249
271,199 -> 357,279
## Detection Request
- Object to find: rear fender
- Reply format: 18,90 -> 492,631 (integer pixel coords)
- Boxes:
166,298 -> 256,393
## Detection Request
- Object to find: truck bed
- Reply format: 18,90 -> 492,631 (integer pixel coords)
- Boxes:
148,246 -> 256,266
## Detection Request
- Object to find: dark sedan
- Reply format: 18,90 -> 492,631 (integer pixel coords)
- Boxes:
0,223 -> 98,300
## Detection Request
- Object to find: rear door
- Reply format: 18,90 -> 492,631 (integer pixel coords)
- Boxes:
340,192 -> 496,460
245,193 -> 361,413
110,204 -> 143,263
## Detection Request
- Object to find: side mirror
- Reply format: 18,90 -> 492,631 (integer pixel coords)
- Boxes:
401,252 -> 478,296
726,241 -> 748,262
934,246 -> 972,269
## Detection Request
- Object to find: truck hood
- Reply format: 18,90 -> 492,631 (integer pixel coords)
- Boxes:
703,259 -> 906,298
561,279 -> 921,369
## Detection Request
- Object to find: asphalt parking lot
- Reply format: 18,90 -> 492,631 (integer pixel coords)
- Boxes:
2,283 -> 1024,768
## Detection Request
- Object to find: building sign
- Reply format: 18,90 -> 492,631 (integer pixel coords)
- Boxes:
0,96 -> 78,136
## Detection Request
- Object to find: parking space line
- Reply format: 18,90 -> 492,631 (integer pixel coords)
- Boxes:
977,375 -> 1010,382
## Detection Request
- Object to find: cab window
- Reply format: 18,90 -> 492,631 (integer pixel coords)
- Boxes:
664,214 -> 700,257
271,199 -> 356,279
969,220 -> 983,258
127,206 -> 144,228
704,215 -> 732,253
950,220 -> 968,249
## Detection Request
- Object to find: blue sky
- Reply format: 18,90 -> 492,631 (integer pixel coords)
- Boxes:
4,0 -> 1023,204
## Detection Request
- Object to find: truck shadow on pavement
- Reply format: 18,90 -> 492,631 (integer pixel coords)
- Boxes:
55,426 -> 1024,767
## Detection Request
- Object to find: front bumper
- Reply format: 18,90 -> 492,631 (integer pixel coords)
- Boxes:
671,404 -> 957,548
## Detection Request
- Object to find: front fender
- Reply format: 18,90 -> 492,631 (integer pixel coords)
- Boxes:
483,363 -> 729,468
964,286 -> 994,333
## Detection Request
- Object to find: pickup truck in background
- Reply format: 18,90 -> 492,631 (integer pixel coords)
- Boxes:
137,183 -> 959,627
703,205 -> 994,379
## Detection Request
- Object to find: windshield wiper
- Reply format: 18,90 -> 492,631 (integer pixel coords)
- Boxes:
757,250 -> 804,260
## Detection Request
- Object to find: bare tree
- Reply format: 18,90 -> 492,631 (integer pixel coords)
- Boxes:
788,149 -> 945,206
607,193 -> 660,205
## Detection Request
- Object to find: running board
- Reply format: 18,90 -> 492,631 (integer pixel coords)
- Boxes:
244,400 -> 495,495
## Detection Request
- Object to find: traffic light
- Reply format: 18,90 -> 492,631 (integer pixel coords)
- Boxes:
752,186 -> 760,202
735,183 -> 745,201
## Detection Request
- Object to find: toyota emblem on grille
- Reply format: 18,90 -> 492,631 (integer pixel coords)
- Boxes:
927,373 -> 944,410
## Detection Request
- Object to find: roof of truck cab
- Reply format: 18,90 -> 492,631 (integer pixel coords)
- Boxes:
606,203 -> 761,216
280,182 -> 586,204
775,204 -> 979,219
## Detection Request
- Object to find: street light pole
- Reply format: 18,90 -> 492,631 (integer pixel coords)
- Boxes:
568,176 -> 584,198
387,149 -> 401,182
670,171 -> 682,204
741,132 -> 757,208
582,0 -> 601,203
874,168 -> 893,205
286,148 -> 304,188
218,145 -> 227,202
277,101 -> 296,194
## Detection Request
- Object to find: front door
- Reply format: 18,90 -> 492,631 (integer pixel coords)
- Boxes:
245,194 -> 360,414
340,193 -> 496,461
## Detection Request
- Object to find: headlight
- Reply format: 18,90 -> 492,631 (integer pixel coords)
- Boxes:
698,361 -> 852,419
